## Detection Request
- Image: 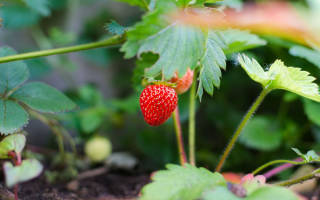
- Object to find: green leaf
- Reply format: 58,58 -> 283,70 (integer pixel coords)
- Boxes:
0,134 -> 26,159
202,187 -> 241,200
114,0 -> 150,9
140,164 -> 226,200
304,99 -> 320,125
220,30 -> 266,54
121,10 -> 167,58
0,5 -> 40,28
4,159 -> 43,188
0,47 -> 30,95
198,31 -> 226,100
246,186 -> 298,200
138,24 -> 205,79
238,54 -> 320,102
240,116 -> 282,151
289,46 -> 320,69
0,100 -> 29,135
23,0 -> 51,16
106,20 -> 126,35
12,82 -> 76,113
292,148 -> 320,162
25,58 -> 52,79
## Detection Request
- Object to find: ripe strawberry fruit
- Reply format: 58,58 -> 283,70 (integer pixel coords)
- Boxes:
171,68 -> 194,94
140,84 -> 178,126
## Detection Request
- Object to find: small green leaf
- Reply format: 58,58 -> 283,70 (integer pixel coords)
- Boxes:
303,99 -> 320,125
0,134 -> 26,159
289,46 -> 320,69
140,164 -> 225,200
23,0 -> 51,16
202,187 -> 241,200
139,24 -> 205,79
4,159 -> 43,188
240,116 -> 282,151
220,30 -> 266,54
238,54 -> 320,102
246,186 -> 298,200
0,47 -> 30,95
292,148 -> 320,162
12,82 -> 76,113
0,100 -> 29,135
106,20 -> 126,35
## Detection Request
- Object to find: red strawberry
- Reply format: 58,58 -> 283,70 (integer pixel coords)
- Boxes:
170,68 -> 194,94
140,84 -> 178,126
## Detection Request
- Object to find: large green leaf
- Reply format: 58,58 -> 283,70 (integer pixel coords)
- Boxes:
0,134 -> 26,159
289,46 -> 320,69
114,0 -> 150,9
304,99 -> 320,125
0,47 -> 30,95
121,10 -> 167,58
23,0 -> 51,16
139,24 -> 205,79
140,164 -> 225,200
0,5 -> 40,28
4,159 -> 43,188
12,82 -> 76,113
198,31 -> 226,100
246,186 -> 298,200
202,187 -> 241,200
240,116 -> 282,151
238,54 -> 320,102
0,100 -> 29,135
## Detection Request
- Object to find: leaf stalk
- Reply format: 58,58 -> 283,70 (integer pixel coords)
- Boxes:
215,88 -> 270,172
0,35 -> 125,64
173,107 -> 188,165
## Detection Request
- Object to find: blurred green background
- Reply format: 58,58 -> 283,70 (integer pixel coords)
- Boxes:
1,0 -> 320,179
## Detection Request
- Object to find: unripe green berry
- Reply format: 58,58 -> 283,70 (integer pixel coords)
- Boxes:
85,137 -> 112,162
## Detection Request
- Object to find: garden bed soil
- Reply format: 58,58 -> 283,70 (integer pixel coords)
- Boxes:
4,171 -> 149,200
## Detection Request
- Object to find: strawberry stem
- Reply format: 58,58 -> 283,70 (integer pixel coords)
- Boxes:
215,88 -> 270,172
173,107 -> 188,165
188,70 -> 197,166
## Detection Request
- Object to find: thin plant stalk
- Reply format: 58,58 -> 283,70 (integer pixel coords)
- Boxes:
188,71 -> 197,166
0,35 -> 125,64
277,168 -> 320,187
215,88 -> 270,172
28,110 -> 66,159
9,152 -> 22,200
173,107 -> 188,165
252,159 -> 305,175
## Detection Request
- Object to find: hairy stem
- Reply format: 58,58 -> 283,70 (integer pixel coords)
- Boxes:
215,89 -> 270,172
0,35 -> 125,64
277,168 -> 320,187
189,70 -> 197,166
173,107 -> 188,165
252,159 -> 305,175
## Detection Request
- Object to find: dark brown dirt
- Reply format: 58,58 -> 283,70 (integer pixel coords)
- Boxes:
15,171 -> 149,200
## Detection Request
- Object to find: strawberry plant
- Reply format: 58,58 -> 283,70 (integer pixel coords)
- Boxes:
0,0 -> 320,199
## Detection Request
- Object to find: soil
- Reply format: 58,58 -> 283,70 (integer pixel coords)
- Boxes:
4,171 -> 149,200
